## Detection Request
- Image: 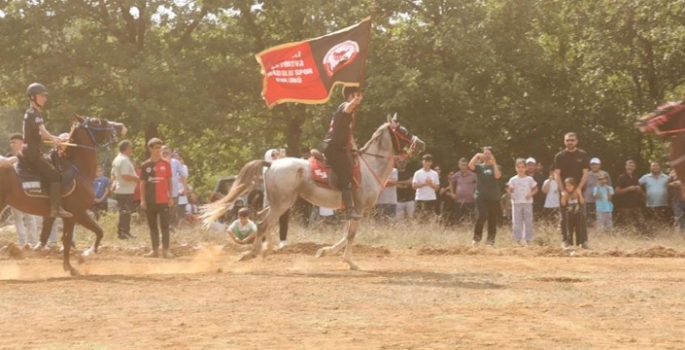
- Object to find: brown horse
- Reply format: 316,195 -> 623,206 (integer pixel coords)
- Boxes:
636,101 -> 685,196
0,115 -> 126,276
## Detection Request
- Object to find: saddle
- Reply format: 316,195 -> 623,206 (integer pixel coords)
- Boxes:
14,155 -> 76,198
309,149 -> 361,190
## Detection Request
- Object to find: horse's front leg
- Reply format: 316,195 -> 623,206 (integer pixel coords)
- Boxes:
74,210 -> 104,257
61,218 -> 80,276
341,220 -> 360,270
316,220 -> 357,261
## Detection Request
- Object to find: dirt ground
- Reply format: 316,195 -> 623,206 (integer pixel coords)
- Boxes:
1,243 -> 685,350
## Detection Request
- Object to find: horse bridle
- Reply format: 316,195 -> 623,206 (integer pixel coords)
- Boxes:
69,118 -> 118,152
361,124 -> 418,159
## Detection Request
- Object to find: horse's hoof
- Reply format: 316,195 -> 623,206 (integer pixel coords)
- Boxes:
315,247 -> 331,258
82,248 -> 94,258
238,251 -> 256,261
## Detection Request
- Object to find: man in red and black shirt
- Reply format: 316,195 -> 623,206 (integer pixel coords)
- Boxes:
140,138 -> 174,258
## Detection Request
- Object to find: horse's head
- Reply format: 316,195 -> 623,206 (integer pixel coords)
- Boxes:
386,113 -> 426,154
70,114 -> 127,150
635,101 -> 685,135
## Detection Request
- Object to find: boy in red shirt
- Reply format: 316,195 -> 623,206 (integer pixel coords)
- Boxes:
140,138 -> 175,258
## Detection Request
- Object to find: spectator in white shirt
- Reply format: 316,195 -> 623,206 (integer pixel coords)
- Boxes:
412,154 -> 440,220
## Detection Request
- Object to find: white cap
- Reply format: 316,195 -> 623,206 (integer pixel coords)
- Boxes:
525,157 -> 536,164
264,149 -> 279,164
590,157 -> 601,164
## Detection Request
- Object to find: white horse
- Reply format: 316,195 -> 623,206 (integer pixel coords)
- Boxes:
202,115 -> 425,270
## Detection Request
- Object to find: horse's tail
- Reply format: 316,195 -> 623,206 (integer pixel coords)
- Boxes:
201,159 -> 268,227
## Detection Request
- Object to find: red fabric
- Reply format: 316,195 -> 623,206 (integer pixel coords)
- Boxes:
309,157 -> 361,190
256,17 -> 371,108
140,159 -> 172,204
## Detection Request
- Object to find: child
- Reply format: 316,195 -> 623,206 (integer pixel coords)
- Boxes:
542,167 -> 560,222
227,208 -> 258,244
507,159 -> 538,246
593,174 -> 614,230
561,178 -> 585,247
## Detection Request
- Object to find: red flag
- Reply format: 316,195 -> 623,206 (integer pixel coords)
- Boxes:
256,17 -> 371,108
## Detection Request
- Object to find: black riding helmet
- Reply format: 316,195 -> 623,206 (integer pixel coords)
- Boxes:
26,83 -> 48,98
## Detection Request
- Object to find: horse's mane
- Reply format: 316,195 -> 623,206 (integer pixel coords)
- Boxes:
359,123 -> 390,154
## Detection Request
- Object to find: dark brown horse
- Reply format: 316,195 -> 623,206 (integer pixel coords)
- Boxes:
0,115 -> 125,276
636,101 -> 685,196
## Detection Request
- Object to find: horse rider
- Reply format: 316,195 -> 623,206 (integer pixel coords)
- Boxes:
21,83 -> 72,218
323,85 -> 363,220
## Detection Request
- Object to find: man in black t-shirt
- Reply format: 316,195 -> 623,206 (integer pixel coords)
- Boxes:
553,132 -> 590,248
395,158 -> 416,221
615,159 -> 646,231
323,86 -> 362,220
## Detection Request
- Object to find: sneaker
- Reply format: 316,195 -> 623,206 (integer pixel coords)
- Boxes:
144,250 -> 159,258
32,242 -> 46,251
117,234 -> 129,240
278,240 -> 288,249
471,240 -> 479,246
561,241 -> 570,249
124,232 -> 137,239
580,242 -> 591,250
162,249 -> 175,259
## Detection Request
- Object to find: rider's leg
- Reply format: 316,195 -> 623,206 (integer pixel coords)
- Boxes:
324,146 -> 361,220
27,155 -> 72,218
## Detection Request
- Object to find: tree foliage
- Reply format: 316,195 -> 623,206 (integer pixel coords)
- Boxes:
1,0 -> 685,196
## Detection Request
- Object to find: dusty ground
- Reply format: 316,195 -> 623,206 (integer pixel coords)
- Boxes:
1,243 -> 685,350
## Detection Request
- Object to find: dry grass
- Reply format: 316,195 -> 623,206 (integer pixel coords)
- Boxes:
2,211 -> 682,254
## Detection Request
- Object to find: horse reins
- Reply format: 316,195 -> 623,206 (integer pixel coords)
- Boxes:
359,125 -> 418,187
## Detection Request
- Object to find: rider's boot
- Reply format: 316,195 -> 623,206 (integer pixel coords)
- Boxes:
49,182 -> 73,218
341,188 -> 362,220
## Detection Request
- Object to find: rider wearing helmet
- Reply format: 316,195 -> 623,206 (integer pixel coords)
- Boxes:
22,83 -> 72,218
322,85 -> 363,220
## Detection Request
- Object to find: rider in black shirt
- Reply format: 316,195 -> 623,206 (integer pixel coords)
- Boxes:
21,83 -> 72,218
323,86 -> 363,220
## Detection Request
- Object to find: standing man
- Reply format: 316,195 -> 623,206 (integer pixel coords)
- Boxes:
412,154 -> 440,220
140,138 -> 174,258
639,161 -> 670,224
20,83 -> 71,218
468,147 -> 502,246
395,157 -> 416,221
615,160 -> 646,231
162,146 -> 188,229
8,133 -> 38,247
450,157 -> 477,224
111,140 -> 139,240
553,132 -> 590,248
322,86 -> 363,220
172,151 -> 190,223
584,157 -> 612,226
